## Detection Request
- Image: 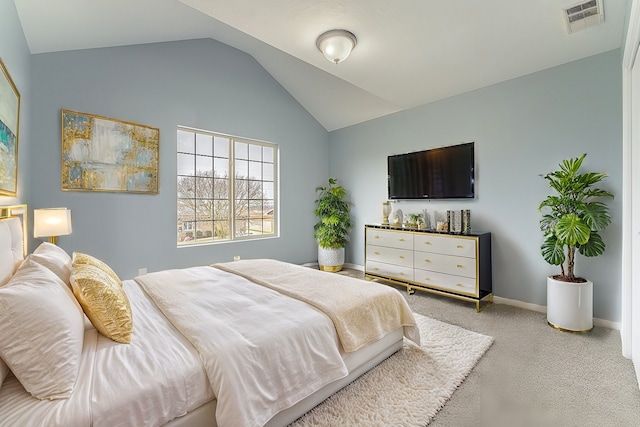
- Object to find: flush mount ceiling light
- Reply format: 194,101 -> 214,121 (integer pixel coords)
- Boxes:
316,29 -> 357,64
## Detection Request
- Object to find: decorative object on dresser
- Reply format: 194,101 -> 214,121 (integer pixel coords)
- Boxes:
364,225 -> 492,311
0,59 -> 21,197
314,178 -> 352,272
33,207 -> 72,244
381,201 -> 391,225
539,154 -> 613,332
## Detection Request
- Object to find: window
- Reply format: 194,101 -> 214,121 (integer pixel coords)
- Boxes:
177,127 -> 277,246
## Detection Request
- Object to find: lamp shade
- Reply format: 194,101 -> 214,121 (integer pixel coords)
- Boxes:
34,208 -> 72,239
316,29 -> 357,64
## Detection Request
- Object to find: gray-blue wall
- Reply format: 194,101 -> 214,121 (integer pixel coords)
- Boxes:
329,49 -> 622,322
0,0 -> 31,207
30,39 -> 329,278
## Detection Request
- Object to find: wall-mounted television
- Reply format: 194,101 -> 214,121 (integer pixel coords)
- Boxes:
388,142 -> 475,200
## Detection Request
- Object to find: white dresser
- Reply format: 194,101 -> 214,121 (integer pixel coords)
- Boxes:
365,225 -> 492,311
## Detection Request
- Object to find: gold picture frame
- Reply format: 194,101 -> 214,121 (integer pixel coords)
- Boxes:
0,59 -> 21,197
61,109 -> 159,193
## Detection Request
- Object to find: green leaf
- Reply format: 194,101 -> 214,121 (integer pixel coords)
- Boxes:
578,232 -> 606,257
555,213 -> 591,246
541,235 -> 565,266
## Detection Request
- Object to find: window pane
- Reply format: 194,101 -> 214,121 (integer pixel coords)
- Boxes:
263,163 -> 274,181
248,161 -> 262,180
214,177 -> 229,199
235,159 -> 248,179
177,130 -> 195,153
177,176 -> 195,198
196,133 -> 213,156
214,157 -> 229,178
249,144 -> 262,161
195,155 -> 213,177
263,146 -> 274,163
196,200 -> 213,223
263,182 -> 274,199
235,179 -> 248,200
235,141 -> 248,160
177,153 -> 194,175
214,136 -> 230,157
195,177 -> 213,199
214,220 -> 230,240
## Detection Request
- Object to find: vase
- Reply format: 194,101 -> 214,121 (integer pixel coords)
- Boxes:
382,202 -> 391,225
318,246 -> 345,272
547,276 -> 593,332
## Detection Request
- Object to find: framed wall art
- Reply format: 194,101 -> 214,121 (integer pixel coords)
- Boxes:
0,59 -> 21,197
61,110 -> 159,194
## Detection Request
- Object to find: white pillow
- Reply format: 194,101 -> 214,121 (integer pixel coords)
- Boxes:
31,242 -> 73,287
0,258 -> 85,400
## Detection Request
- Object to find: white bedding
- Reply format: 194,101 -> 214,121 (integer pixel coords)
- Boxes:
0,280 -> 213,427
135,266 -> 349,427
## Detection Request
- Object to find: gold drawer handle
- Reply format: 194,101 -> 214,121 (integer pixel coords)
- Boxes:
374,251 -> 380,255
424,277 -> 431,281
399,272 -> 405,276
457,264 -> 464,268
374,235 -> 380,239
457,245 -> 464,248
399,238 -> 405,242
456,283 -> 464,287
373,268 -> 379,271
424,259 -> 431,263
399,255 -> 405,259
424,241 -> 432,245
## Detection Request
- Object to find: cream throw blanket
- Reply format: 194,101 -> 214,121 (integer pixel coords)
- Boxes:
213,259 -> 420,352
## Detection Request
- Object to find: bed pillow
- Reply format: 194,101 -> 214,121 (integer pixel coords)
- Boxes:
72,252 -> 123,287
31,242 -> 73,287
0,258 -> 85,400
70,264 -> 133,344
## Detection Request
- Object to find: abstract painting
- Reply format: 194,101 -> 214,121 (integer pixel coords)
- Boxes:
62,110 -> 159,193
0,59 -> 20,197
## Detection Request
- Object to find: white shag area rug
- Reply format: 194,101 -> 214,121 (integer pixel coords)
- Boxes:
289,313 -> 493,427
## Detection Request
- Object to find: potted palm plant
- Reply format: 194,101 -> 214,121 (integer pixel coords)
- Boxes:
539,154 -> 613,331
314,178 -> 352,272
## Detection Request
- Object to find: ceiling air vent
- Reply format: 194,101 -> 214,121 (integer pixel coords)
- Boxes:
563,0 -> 604,33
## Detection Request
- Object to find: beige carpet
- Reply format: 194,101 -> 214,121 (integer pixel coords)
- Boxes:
289,313 -> 493,427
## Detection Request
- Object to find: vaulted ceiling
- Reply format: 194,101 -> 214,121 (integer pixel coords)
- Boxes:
14,0 -> 627,131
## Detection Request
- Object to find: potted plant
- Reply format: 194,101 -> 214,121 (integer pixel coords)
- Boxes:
539,154 -> 614,331
314,178 -> 352,272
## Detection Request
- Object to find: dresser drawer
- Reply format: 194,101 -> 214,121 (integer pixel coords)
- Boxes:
413,269 -> 478,296
413,251 -> 477,278
366,228 -> 413,250
367,245 -> 413,268
414,234 -> 476,258
366,260 -> 414,282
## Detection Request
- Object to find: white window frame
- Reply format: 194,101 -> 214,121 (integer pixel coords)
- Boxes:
177,126 -> 278,246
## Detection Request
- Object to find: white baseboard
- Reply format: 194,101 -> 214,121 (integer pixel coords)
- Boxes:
494,296 -> 620,330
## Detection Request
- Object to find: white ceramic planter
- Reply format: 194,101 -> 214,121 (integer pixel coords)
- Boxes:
318,246 -> 344,272
547,276 -> 593,332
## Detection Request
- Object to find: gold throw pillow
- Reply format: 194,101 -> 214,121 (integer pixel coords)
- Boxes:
72,252 -> 123,287
70,264 -> 133,344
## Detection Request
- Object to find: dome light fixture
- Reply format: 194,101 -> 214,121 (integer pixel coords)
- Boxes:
316,29 -> 357,64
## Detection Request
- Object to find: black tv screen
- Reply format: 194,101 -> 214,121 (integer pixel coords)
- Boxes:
388,142 -> 475,200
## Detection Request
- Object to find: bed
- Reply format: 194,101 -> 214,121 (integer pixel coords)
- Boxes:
0,205 -> 419,427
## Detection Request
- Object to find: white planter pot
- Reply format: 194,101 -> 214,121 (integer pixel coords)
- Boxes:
547,276 -> 593,332
318,246 -> 345,272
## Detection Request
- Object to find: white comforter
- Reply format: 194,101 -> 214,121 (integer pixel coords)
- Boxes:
135,266 -> 349,427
